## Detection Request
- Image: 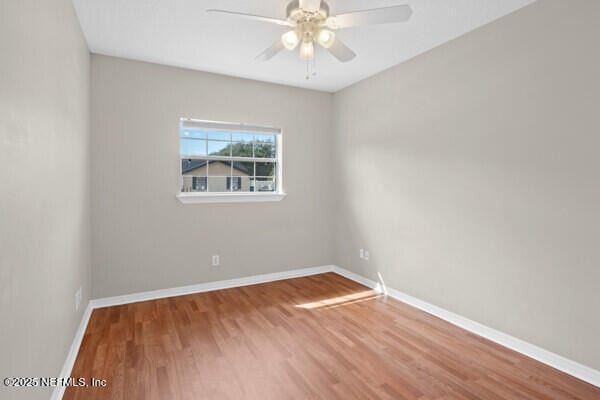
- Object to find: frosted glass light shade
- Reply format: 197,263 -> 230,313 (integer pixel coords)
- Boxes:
300,40 -> 315,60
281,30 -> 300,50
317,29 -> 335,48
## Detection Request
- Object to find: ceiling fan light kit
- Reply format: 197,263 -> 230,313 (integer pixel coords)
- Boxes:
207,0 -> 413,78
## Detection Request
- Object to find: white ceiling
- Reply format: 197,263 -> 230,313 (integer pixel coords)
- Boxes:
72,0 -> 534,92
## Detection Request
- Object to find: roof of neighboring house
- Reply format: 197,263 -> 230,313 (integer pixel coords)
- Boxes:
181,159 -> 251,175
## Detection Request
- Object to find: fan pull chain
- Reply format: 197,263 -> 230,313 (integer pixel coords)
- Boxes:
305,57 -> 317,80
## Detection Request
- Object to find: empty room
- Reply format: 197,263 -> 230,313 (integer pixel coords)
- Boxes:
2,0 -> 600,399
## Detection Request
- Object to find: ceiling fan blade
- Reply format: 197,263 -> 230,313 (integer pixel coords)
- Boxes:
326,38 -> 356,63
299,0 -> 322,13
327,5 -> 412,29
206,9 -> 293,27
256,40 -> 285,61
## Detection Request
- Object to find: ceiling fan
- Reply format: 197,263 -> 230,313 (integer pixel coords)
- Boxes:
207,1 -> 412,75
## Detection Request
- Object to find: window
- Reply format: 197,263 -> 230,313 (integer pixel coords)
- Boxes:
178,119 -> 285,203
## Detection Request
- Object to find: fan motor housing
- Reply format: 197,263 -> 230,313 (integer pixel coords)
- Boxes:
286,0 -> 329,20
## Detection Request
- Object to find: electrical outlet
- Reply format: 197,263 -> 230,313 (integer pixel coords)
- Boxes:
364,251 -> 370,261
212,255 -> 220,266
75,287 -> 82,311
359,249 -> 364,259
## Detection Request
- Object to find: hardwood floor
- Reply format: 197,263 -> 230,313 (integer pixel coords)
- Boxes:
64,273 -> 600,400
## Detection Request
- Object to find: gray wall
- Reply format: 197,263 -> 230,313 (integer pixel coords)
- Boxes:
3,0 -> 598,391
91,55 -> 334,298
0,0 -> 91,399
332,0 -> 600,370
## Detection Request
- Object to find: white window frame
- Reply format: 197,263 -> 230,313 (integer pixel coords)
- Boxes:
176,118 -> 286,204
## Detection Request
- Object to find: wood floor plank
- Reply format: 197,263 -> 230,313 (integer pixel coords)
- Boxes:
63,273 -> 600,399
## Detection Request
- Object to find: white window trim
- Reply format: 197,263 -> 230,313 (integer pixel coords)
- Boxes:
177,118 -> 286,204
176,192 -> 286,204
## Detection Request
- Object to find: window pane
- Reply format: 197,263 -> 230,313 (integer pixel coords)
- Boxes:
182,175 -> 207,192
255,162 -> 275,177
207,160 -> 232,176
180,139 -> 206,156
236,176 -> 252,192
180,129 -> 206,139
232,161 -> 254,176
255,134 -> 275,143
181,159 -> 208,175
232,132 -> 254,142
254,178 -> 276,192
207,176 -> 230,192
181,158 -> 208,192
231,142 -> 254,158
208,140 -> 231,157
207,131 -> 231,141
228,176 -> 243,191
254,142 -> 275,158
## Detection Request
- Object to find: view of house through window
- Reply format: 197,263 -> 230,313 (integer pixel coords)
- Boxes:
180,119 -> 281,194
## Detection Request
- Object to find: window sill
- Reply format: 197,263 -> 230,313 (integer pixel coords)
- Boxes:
176,192 -> 287,204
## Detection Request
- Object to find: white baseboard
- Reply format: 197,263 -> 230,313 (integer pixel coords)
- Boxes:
90,265 -> 335,309
332,265 -> 600,388
331,266 -> 384,292
51,302 -> 94,400
52,264 -> 599,400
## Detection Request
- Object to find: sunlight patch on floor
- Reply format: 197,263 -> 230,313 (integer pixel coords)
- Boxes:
295,290 -> 379,309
